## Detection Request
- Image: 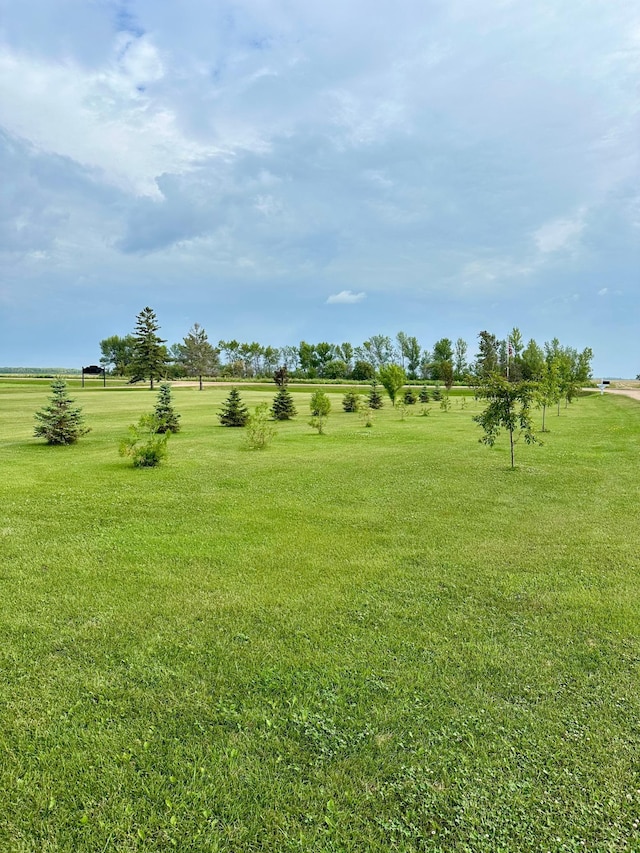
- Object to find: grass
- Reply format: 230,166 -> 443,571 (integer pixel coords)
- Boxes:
1,381 -> 640,851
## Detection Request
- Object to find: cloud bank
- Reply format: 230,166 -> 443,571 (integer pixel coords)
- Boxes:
0,0 -> 638,375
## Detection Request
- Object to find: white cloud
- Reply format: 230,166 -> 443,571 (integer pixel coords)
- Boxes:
598,287 -> 609,296
326,290 -> 366,304
0,41 -> 220,197
534,213 -> 585,254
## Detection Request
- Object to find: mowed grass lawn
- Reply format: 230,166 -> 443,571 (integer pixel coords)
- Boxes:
1,381 -> 639,852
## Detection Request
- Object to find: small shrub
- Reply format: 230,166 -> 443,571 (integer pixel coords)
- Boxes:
431,384 -> 443,401
245,403 -> 276,449
419,406 -> 431,417
440,394 -> 451,412
342,391 -> 361,412
403,389 -> 417,405
119,414 -> 169,467
359,405 -> 374,428
397,400 -> 409,421
419,385 -> 430,403
219,388 -> 249,427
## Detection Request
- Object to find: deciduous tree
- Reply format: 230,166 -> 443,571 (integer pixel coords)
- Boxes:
99,334 -> 135,376
474,376 -> 540,469
378,364 -> 406,406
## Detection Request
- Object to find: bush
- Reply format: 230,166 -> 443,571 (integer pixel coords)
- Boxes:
245,403 -> 276,450
119,414 -> 169,467
431,384 -> 443,401
404,389 -> 417,405
419,385 -> 430,403
219,388 -> 249,427
342,391 -> 361,412
33,378 -> 90,445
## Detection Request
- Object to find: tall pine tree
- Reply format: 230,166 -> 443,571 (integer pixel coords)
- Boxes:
130,307 -> 167,389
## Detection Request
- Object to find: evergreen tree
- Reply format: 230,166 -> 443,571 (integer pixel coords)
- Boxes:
419,385 -> 430,403
219,388 -> 249,427
272,387 -> 297,420
176,323 -> 219,390
130,307 -> 167,389
271,367 -> 297,420
154,383 -> 181,433
342,390 -> 361,412
34,378 -> 91,445
367,380 -> 384,409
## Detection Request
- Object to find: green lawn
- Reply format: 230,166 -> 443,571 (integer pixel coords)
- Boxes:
1,381 -> 639,851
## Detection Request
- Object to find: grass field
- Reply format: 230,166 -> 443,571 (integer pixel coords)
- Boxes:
1,380 -> 639,852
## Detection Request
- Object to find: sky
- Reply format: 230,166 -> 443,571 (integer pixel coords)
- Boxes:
0,0 -> 638,377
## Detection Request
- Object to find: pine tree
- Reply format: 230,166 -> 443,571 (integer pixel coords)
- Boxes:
34,378 -> 91,445
154,383 -> 181,433
175,323 -> 219,390
219,388 -> 249,427
342,391 -> 361,412
130,307 -> 167,389
271,367 -> 297,420
271,387 -> 297,420
367,380 -> 384,410
419,385 -> 430,403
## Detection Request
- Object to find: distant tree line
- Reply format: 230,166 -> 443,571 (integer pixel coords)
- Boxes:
99,309 -> 593,398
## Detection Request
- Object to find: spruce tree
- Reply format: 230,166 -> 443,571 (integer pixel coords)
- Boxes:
342,391 -> 361,412
419,385 -> 430,403
130,307 -> 167,389
34,378 -> 90,445
219,388 -> 249,427
272,387 -> 297,420
367,380 -> 384,410
154,383 -> 181,433
271,367 -> 297,420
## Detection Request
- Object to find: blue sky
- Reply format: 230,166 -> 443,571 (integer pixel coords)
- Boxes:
1,0 -> 638,376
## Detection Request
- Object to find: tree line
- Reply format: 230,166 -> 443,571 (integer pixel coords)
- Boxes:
99,308 -> 594,392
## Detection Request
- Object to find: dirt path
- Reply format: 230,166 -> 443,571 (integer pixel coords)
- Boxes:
605,388 -> 640,401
